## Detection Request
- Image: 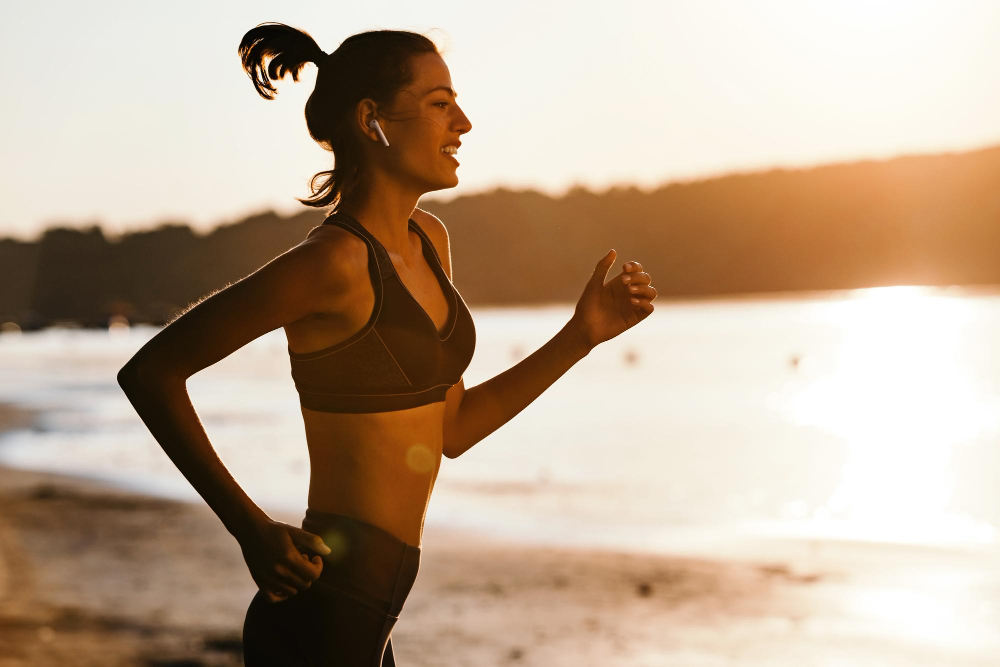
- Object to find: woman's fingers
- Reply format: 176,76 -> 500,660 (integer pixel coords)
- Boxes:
622,266 -> 657,311
267,577 -> 299,596
621,259 -> 657,310
626,284 -> 657,300
283,548 -> 323,582
621,271 -> 651,286
629,298 -> 655,312
267,554 -> 323,601
290,528 -> 333,558
273,562 -> 312,590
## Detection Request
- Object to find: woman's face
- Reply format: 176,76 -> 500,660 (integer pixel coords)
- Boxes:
365,52 -> 472,194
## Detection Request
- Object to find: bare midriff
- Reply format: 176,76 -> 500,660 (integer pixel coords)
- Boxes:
300,403 -> 445,547
286,220 -> 453,548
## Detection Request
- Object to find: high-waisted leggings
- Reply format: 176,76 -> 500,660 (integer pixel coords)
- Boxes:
242,509 -> 422,666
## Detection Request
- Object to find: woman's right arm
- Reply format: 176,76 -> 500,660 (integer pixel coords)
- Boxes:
117,234 -> 355,543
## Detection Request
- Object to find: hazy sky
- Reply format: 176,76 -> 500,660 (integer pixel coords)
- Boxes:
2,0 -> 998,240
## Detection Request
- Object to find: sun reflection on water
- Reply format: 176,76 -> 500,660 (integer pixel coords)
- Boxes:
772,286 -> 999,547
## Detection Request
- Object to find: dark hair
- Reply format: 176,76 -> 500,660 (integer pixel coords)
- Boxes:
238,23 -> 440,209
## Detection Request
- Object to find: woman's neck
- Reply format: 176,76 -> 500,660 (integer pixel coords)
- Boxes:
337,182 -> 421,255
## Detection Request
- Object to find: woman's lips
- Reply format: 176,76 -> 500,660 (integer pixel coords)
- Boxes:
442,151 -> 459,166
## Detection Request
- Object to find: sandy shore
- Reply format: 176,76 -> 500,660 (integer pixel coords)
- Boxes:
1,404 -> 999,666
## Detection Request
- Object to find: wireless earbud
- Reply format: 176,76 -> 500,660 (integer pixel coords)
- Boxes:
368,119 -> 390,147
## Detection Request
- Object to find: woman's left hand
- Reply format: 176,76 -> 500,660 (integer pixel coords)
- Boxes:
569,249 -> 657,352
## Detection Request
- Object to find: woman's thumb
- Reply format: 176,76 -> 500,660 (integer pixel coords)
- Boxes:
292,527 -> 332,555
591,249 -> 616,285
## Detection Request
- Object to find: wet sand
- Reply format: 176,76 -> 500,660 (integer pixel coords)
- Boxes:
1,404 -> 998,666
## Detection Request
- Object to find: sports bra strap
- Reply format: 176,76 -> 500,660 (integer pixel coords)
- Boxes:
406,218 -> 445,270
322,213 -> 395,281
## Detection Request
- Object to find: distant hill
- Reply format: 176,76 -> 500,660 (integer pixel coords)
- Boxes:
1,144 -> 998,329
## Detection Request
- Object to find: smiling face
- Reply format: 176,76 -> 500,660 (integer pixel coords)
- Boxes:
354,52 -> 472,196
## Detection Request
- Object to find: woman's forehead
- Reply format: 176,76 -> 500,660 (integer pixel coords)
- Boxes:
410,52 -> 451,83
391,53 -> 454,105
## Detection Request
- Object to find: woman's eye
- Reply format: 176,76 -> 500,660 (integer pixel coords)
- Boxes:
434,102 -> 449,108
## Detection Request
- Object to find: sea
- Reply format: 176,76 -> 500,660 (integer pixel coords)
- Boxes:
2,286 -> 999,558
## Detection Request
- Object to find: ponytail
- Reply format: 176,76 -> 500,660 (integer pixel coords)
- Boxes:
238,22 -> 325,101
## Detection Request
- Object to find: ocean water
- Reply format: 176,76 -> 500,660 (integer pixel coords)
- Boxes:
2,286 -> 999,557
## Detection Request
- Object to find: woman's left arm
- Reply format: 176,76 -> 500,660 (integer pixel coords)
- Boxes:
444,248 -> 656,459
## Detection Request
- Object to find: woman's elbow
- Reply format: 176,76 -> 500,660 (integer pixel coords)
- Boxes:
117,359 -> 151,394
117,355 -> 177,393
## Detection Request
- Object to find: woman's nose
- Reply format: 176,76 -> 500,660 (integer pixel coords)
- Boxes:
456,108 -> 472,134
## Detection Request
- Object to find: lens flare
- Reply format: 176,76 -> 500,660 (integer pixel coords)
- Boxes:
405,443 -> 434,474
320,529 -> 349,562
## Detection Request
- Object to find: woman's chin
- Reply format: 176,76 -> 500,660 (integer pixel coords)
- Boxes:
424,175 -> 460,193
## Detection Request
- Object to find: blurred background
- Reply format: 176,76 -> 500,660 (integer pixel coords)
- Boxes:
1,1 -> 999,665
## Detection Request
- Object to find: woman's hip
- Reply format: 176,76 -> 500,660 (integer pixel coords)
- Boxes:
300,507 -> 422,618
242,509 -> 422,665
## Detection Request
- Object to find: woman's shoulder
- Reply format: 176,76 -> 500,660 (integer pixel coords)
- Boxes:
294,222 -> 370,290
302,220 -> 368,257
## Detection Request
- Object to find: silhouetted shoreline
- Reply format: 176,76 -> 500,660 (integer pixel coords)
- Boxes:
3,144 -> 1000,331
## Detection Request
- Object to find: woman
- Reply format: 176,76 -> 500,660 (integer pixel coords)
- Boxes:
117,22 -> 656,666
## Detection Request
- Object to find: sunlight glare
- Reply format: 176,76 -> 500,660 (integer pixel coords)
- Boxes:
771,287 -> 998,546
843,586 -> 990,649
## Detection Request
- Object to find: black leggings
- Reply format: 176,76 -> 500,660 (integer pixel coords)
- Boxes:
242,509 -> 422,666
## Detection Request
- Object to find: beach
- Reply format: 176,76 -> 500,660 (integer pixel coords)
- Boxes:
1,404 -> 999,666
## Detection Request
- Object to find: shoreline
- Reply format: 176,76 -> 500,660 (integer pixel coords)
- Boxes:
5,283 -> 999,333
2,406 -> 999,665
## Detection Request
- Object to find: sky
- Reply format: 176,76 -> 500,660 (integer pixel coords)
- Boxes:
2,0 -> 998,241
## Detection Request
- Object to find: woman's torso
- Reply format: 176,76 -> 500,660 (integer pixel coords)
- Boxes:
282,212 -> 473,546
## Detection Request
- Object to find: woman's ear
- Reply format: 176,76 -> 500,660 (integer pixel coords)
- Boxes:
354,98 -> 380,142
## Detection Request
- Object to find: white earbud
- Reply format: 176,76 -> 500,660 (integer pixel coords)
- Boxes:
368,119 -> 390,147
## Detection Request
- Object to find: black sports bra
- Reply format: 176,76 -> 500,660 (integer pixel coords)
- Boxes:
287,212 -> 476,413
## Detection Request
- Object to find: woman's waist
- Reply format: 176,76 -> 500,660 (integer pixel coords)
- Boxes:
306,479 -> 435,546
302,415 -> 443,544
304,425 -> 442,486
305,439 -> 442,491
